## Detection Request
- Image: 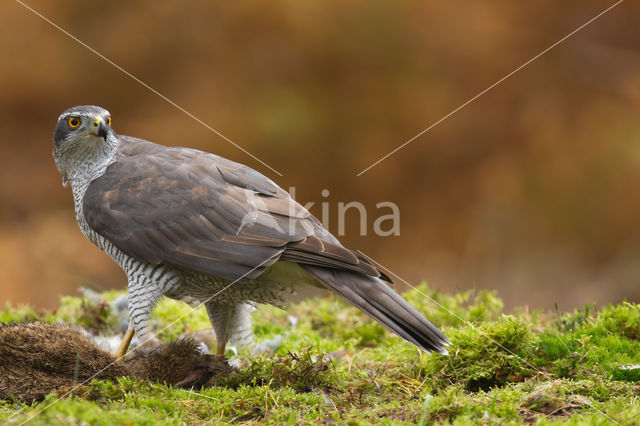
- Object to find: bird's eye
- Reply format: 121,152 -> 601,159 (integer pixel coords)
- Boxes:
107,116 -> 112,126
68,117 -> 80,128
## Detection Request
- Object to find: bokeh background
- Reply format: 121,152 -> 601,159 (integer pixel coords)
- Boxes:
1,1 -> 639,311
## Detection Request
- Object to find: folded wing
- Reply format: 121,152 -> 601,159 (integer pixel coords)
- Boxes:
83,136 -> 385,281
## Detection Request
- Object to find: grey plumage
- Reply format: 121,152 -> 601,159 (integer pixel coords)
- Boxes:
52,105 -> 450,355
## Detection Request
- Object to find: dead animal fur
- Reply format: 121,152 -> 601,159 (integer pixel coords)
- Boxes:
0,322 -> 234,403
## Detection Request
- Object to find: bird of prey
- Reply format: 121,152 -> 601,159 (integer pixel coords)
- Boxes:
52,105 -> 450,358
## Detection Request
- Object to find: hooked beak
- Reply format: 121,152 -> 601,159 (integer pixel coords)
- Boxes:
90,116 -> 108,140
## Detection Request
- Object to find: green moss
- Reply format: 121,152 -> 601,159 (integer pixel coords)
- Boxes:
421,316 -> 538,391
595,302 -> 640,340
536,302 -> 640,382
2,285 -> 640,424
0,302 -> 42,323
148,298 -> 211,342
210,349 -> 336,394
402,285 -> 504,327
54,294 -> 119,334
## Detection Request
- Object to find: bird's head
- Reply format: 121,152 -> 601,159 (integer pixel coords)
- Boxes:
53,105 -> 118,186
54,105 -> 114,148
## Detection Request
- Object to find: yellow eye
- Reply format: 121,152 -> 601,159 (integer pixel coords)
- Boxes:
68,117 -> 80,128
107,116 -> 112,126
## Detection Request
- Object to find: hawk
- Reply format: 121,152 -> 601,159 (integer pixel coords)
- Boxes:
52,105 -> 450,357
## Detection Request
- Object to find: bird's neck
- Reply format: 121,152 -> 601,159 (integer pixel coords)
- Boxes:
57,134 -> 120,196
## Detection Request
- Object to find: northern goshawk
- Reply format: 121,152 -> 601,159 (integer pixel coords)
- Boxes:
52,105 -> 450,357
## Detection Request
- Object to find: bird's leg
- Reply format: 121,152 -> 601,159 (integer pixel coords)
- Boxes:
205,301 -> 235,357
120,273 -> 163,358
205,301 -> 254,357
205,302 -> 230,357
114,325 -> 135,359
216,341 -> 227,356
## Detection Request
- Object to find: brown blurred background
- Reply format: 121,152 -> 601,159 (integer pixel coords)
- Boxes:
1,1 -> 639,311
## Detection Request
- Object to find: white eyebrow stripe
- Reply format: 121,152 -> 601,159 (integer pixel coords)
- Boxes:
57,111 -> 106,120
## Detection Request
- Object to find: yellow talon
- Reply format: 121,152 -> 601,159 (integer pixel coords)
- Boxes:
114,327 -> 135,359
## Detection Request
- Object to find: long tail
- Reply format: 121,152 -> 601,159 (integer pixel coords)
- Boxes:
302,265 -> 451,354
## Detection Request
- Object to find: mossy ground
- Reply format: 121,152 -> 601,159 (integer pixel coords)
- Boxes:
1,286 -> 639,425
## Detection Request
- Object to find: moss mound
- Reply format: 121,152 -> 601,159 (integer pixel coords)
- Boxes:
1,285 -> 639,424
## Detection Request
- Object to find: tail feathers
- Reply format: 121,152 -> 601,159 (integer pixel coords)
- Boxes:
302,266 -> 450,354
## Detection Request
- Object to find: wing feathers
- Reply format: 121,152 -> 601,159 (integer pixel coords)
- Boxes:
84,136 -> 388,282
